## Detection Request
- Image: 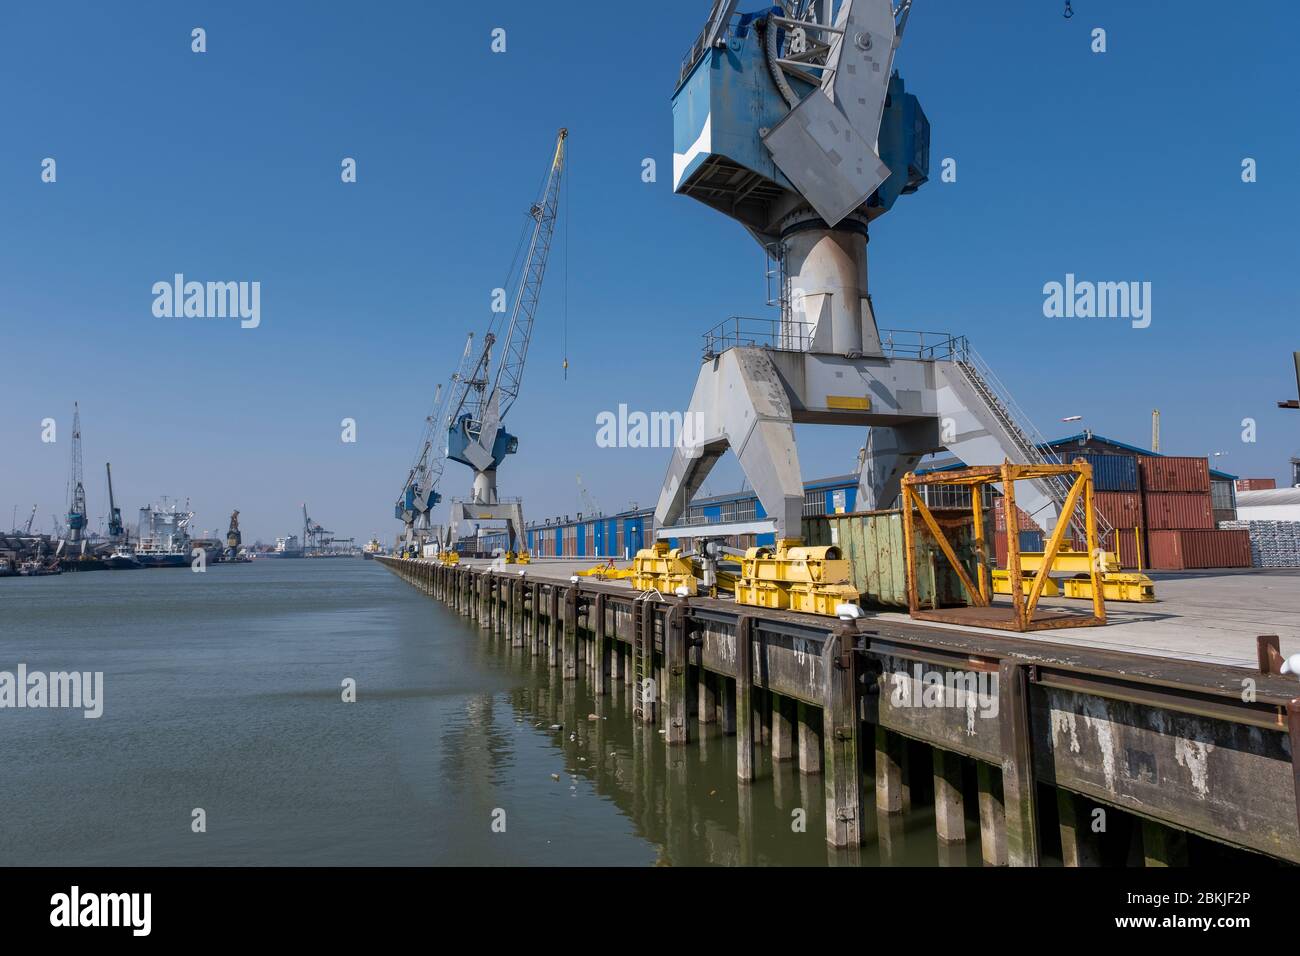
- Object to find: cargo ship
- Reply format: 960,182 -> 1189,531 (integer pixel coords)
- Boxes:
134,499 -> 198,568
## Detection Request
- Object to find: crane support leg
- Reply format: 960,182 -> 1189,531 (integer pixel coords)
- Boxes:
654,348 -> 805,541
655,348 -> 1072,543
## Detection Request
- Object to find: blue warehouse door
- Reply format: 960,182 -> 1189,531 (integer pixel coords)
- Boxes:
624,518 -> 643,556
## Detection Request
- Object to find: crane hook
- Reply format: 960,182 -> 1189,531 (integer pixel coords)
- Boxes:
1064,1 -> 1074,19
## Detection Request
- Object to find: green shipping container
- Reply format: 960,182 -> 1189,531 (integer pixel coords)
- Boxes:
801,508 -> 985,609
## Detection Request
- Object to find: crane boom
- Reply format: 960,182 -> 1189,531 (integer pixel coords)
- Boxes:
446,128 -> 567,481
441,128 -> 569,557
490,127 -> 567,422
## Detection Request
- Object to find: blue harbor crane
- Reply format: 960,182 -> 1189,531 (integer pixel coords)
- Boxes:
444,128 -> 568,560
395,332 -> 477,558
654,0 -> 1087,550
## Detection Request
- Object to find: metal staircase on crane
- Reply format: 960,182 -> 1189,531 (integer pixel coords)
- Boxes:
952,343 -> 1113,543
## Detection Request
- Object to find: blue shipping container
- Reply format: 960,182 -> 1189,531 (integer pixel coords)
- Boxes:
1018,530 -> 1045,552
1067,454 -> 1139,492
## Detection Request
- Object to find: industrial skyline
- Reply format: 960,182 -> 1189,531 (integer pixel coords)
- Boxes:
1,1 -> 1296,544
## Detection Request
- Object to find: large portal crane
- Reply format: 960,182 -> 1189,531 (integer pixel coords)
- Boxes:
65,402 -> 88,545
445,128 -> 568,558
655,0 -> 1077,549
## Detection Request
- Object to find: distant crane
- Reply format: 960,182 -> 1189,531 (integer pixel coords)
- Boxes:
302,504 -> 331,554
105,463 -> 124,543
576,474 -> 600,517
226,510 -> 242,556
396,332 -> 477,557
65,403 -> 88,544
23,504 -> 37,536
1151,409 -> 1161,452
445,128 -> 568,556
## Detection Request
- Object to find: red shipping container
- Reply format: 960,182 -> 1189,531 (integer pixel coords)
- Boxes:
1093,491 -> 1143,532
1235,478 -> 1276,491
1143,492 -> 1214,530
1070,528 -> 1147,569
1147,529 -> 1251,569
1138,456 -> 1211,493
994,498 -> 1039,532
1107,528 -> 1147,569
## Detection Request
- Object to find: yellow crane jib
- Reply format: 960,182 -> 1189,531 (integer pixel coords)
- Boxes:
735,541 -> 860,616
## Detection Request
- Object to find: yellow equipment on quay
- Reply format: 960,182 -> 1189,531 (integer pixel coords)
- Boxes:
628,540 -> 859,617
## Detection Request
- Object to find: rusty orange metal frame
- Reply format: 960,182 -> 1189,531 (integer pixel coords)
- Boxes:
901,460 -> 1106,633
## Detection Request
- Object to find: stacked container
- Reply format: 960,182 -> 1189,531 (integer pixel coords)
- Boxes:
1062,454 -> 1146,568
1139,456 -> 1249,569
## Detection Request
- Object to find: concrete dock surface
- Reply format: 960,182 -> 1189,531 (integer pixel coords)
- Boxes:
463,558 -> 1300,670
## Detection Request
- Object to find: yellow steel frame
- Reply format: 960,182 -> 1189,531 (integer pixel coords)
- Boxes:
901,460 -> 1106,632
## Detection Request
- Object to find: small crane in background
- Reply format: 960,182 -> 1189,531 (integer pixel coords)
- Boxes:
1151,409 -> 1161,452
576,474 -> 600,518
105,463 -> 124,543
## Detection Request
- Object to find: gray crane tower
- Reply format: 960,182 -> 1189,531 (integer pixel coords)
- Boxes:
654,0 -> 1075,545
444,128 -> 568,558
65,402 -> 88,546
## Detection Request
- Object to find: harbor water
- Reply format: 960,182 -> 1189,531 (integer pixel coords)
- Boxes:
0,559 -> 970,866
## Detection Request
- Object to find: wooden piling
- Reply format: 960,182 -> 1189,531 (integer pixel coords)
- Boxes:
975,762 -> 1008,866
721,676 -> 737,736
932,749 -> 966,844
665,601 -> 689,746
823,626 -> 863,847
547,586 -> 561,668
1057,790 -> 1101,867
1141,819 -> 1189,867
797,701 -> 822,775
772,694 -> 795,761
875,726 -> 906,815
736,616 -> 757,782
563,587 -> 578,680
698,670 -> 718,724
593,593 -> 609,695
997,660 -> 1040,866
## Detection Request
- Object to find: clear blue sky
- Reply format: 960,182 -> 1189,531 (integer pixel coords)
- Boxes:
2,1 -> 1297,544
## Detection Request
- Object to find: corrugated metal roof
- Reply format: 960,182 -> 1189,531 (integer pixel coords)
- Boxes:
1236,488 -> 1300,506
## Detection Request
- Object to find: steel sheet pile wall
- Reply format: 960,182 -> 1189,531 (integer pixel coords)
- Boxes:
1218,519 -> 1300,567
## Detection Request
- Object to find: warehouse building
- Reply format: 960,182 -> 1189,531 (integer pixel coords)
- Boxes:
459,433 -> 1248,570
1235,488 -> 1300,522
